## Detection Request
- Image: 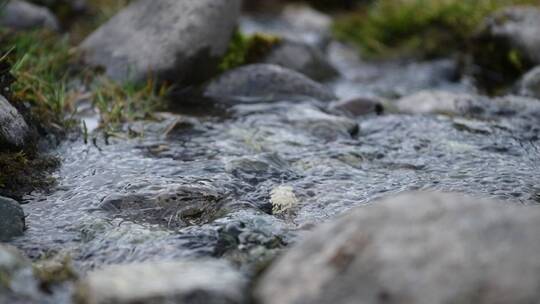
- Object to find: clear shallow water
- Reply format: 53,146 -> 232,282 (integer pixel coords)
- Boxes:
11,94 -> 540,274
8,18 -> 540,274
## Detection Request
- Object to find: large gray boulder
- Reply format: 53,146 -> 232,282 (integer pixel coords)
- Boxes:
0,196 -> 25,241
79,0 -> 241,84
0,95 -> 30,148
0,0 -> 59,31
204,64 -> 336,102
76,259 -> 248,304
255,192 -> 540,304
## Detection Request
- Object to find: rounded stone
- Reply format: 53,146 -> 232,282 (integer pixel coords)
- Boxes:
204,64 -> 337,103
255,192 -> 540,304
0,196 -> 25,241
80,0 -> 241,85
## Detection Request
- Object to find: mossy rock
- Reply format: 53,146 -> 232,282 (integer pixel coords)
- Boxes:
0,151 -> 59,200
219,31 -> 283,72
466,36 -> 533,94
466,6 -> 540,93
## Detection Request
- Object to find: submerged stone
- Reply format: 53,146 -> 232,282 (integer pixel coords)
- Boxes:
204,64 -> 337,103
255,192 -> 540,304
100,183 -> 225,229
80,0 -> 241,84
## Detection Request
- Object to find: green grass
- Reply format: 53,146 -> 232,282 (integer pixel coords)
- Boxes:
0,0 -> 167,198
93,76 -> 169,129
219,31 -> 282,72
332,0 -> 540,58
0,28 -> 168,132
1,29 -> 77,130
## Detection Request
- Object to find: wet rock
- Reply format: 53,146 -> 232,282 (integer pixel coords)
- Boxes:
517,65 -> 540,98
0,0 -> 59,31
205,64 -> 336,102
225,152 -> 297,185
0,245 -> 42,303
471,6 -> 540,90
255,192 -> 540,304
213,214 -> 289,271
285,105 -> 359,140
329,96 -> 384,117
100,183 -> 225,229
0,196 -> 25,241
80,0 -> 241,84
395,90 -> 486,116
76,259 -> 248,304
0,95 -> 30,148
263,40 -> 338,81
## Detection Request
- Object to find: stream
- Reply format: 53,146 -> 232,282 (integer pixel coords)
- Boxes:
9,19 -> 540,281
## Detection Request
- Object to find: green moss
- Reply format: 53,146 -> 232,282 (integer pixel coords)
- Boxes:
468,32 -> 534,94
0,151 -> 59,200
219,31 -> 282,72
508,49 -> 523,70
332,0 -> 540,59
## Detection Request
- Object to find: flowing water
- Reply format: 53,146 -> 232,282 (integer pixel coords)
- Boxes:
9,20 -> 540,283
